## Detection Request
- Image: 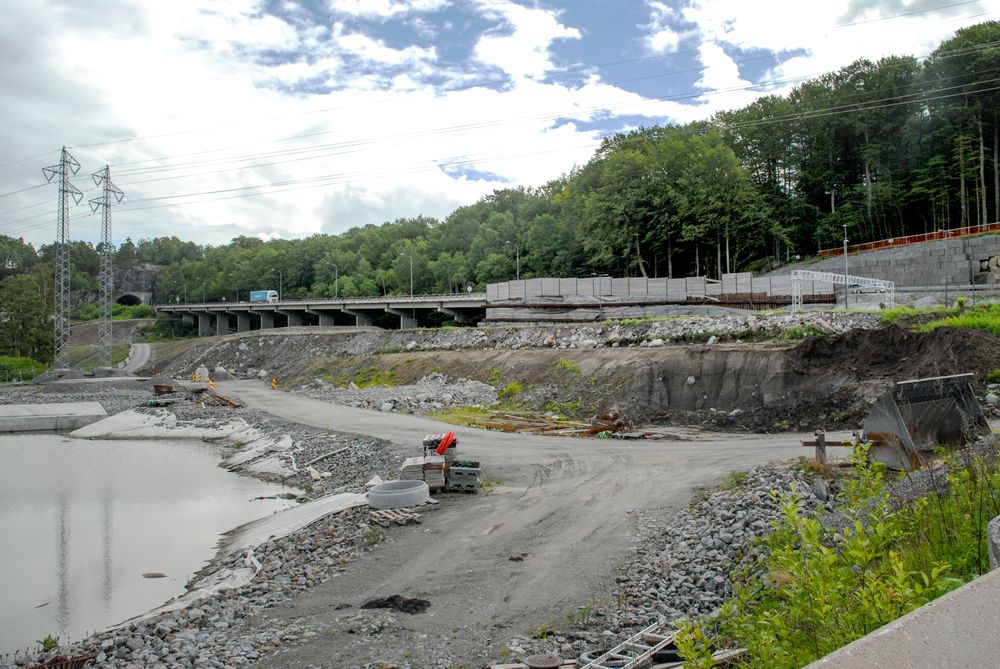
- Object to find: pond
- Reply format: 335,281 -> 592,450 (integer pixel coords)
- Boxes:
0,434 -> 294,656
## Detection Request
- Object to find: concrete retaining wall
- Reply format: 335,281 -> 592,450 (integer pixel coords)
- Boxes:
776,233 -> 1000,288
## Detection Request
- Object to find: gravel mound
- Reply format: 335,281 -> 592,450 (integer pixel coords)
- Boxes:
291,372 -> 497,415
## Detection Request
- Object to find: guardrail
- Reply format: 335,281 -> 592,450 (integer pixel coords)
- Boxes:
156,292 -> 488,308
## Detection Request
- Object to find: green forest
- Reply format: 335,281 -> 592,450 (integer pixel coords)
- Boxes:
2,22 -> 1000,357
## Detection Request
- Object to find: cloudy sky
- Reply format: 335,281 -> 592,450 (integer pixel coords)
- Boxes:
0,0 -> 996,250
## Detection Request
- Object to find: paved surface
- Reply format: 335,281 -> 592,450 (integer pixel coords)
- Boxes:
122,343 -> 151,373
219,380 -> 851,667
808,567 -> 1000,668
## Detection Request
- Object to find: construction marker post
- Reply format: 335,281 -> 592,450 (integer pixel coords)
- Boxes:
208,378 -> 215,393
191,372 -> 195,381
271,378 -> 277,390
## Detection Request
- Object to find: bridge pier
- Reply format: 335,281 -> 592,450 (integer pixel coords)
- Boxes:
280,310 -> 304,327
344,309 -> 373,327
236,312 -> 251,332
216,314 -> 229,336
198,313 -> 213,337
259,312 -> 275,329
388,308 -> 417,330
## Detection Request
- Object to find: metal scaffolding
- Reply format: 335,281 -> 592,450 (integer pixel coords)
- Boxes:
42,147 -> 83,369
790,269 -> 895,312
89,166 -> 124,368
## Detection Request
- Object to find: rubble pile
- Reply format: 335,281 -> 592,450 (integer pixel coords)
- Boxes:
292,372 -> 497,415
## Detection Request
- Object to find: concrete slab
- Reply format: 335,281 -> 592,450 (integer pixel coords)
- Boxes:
0,402 -> 108,432
808,567 -> 1000,668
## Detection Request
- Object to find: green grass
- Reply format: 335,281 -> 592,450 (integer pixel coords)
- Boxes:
353,366 -> 396,388
543,400 -> 583,416
428,405 -> 493,426
718,469 -> 749,490
780,325 -> 828,340
917,303 -> 1000,337
879,306 -> 942,324
556,357 -> 581,374
987,368 -> 1000,383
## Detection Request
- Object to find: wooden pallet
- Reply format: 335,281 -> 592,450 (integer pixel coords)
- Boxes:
368,508 -> 422,527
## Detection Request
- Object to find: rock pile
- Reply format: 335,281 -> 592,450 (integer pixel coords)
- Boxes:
159,313 -> 882,381
292,372 -> 497,415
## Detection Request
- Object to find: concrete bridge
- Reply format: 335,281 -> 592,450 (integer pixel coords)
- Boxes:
154,293 -> 488,335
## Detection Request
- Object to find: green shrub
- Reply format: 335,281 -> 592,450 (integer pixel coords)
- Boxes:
987,369 -> 1000,383
677,444 -> 1000,668
73,303 -> 100,320
499,381 -> 522,398
0,356 -> 46,382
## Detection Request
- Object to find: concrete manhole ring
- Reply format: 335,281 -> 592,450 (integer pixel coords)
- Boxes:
368,480 -> 430,509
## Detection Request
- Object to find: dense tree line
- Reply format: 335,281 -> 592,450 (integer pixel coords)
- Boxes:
5,22 -> 1000,314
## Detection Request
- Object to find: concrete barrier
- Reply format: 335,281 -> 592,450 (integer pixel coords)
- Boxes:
989,514 -> 1000,570
0,402 -> 108,432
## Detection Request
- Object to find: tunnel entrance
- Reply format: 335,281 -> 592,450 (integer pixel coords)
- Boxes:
116,294 -> 142,306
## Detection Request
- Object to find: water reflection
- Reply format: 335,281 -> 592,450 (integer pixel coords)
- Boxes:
0,435 -> 293,655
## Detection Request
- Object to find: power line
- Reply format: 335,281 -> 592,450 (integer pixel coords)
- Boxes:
2,72 -> 998,241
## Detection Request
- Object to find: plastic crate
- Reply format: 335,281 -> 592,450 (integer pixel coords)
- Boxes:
446,466 -> 480,493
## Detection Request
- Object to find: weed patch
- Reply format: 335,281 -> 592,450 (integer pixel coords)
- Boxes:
677,444 -> 1000,668
918,303 -> 1000,337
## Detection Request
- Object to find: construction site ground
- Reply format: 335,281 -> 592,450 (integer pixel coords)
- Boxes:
215,380 -> 852,667
26,313 -> 1000,667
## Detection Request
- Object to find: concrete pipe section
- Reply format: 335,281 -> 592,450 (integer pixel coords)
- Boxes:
368,480 -> 430,509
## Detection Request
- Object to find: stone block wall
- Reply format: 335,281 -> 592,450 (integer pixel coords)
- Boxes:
774,233 -> 1000,288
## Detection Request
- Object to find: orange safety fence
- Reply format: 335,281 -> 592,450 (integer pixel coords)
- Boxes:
818,222 -> 1000,258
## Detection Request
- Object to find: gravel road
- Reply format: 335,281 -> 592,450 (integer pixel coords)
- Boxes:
219,380 -> 851,667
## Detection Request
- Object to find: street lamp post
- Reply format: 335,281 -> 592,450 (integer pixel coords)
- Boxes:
843,224 -> 849,310
333,264 -> 338,299
271,268 -> 282,300
939,228 -> 949,306
399,253 -> 413,296
505,240 -> 520,280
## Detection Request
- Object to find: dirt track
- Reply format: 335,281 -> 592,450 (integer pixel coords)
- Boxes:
219,380 -> 851,666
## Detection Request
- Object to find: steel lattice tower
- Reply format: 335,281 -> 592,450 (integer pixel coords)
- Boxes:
90,166 -> 124,368
42,147 -> 83,369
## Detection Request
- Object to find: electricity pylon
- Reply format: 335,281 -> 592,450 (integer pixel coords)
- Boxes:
90,166 -> 124,368
42,147 -> 83,369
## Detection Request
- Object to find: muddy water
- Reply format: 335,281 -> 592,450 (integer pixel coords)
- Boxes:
0,434 -> 294,656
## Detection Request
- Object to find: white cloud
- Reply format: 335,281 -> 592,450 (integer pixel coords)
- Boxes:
328,0 -> 451,19
332,24 -> 438,66
645,0 -> 684,53
474,0 -> 581,79
1,0 -> 996,250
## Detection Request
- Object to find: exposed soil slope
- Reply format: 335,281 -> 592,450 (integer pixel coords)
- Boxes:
149,321 -> 1000,432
